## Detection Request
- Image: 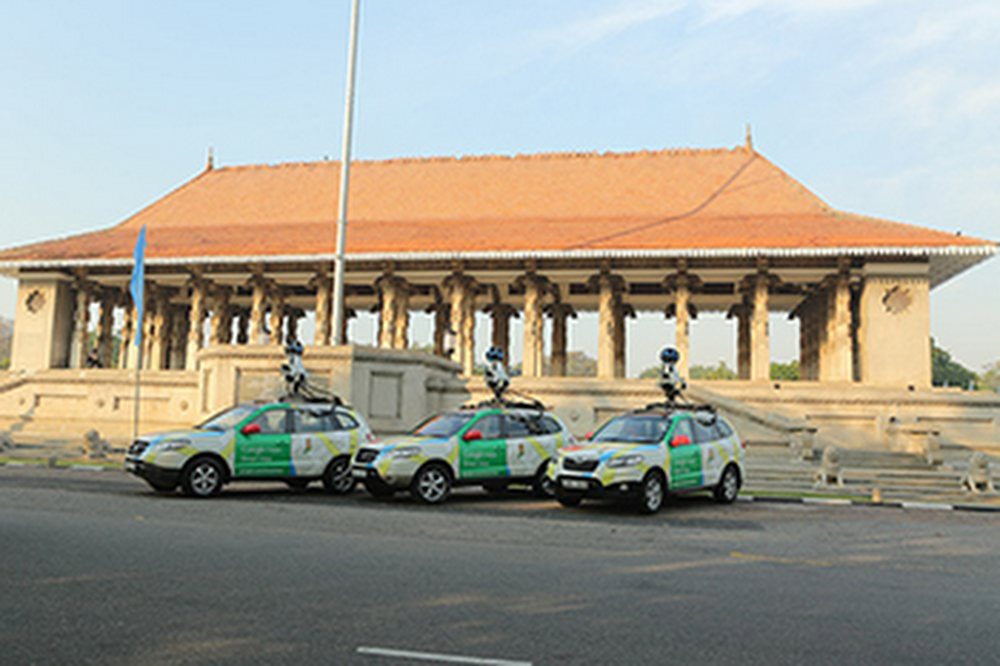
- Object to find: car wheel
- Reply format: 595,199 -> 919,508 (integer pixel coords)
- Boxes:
363,478 -> 396,498
714,464 -> 740,504
636,470 -> 666,514
531,461 -> 557,498
145,479 -> 176,494
556,488 -> 583,508
322,456 -> 356,495
181,457 -> 224,498
410,463 -> 452,504
285,478 -> 311,491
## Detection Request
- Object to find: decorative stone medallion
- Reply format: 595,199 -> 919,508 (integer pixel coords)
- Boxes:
881,285 -> 912,315
25,289 -> 45,314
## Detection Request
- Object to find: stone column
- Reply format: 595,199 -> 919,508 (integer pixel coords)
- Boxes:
595,272 -> 624,379
428,297 -> 450,358
311,270 -> 332,346
209,285 -> 232,346
119,302 -> 134,369
821,264 -> 853,382
729,303 -> 751,380
70,280 -> 93,369
248,275 -> 270,345
142,289 -> 157,369
168,306 -> 189,369
613,302 -> 634,379
749,272 -> 771,382
185,278 -> 208,371
376,274 -> 411,350
268,289 -> 285,345
96,290 -> 116,368
545,303 -> 575,377
520,275 -> 549,378
149,289 -> 172,370
444,273 -> 478,375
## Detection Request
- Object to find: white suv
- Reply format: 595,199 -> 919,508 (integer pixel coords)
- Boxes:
551,405 -> 745,514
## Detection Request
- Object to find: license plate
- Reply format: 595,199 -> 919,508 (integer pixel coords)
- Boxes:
352,467 -> 369,479
562,478 -> 589,490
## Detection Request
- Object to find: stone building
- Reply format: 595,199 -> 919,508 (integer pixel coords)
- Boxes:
1,142 -> 993,389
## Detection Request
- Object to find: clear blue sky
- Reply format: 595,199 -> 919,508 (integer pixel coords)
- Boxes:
1,0 -> 998,373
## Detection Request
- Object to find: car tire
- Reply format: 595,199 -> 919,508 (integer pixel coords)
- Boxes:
713,464 -> 740,504
555,488 -> 583,508
180,457 -> 225,498
322,456 -> 356,495
363,477 -> 396,498
285,478 -> 311,491
636,470 -> 666,514
410,463 -> 452,505
531,461 -> 557,498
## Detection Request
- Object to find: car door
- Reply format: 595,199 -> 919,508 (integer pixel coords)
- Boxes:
234,407 -> 292,477
290,408 -> 335,477
666,417 -> 702,490
459,412 -> 506,480
502,412 -> 535,477
692,417 -> 722,488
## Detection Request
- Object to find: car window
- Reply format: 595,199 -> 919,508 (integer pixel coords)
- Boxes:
502,414 -> 531,439
669,417 -> 695,444
412,412 -> 475,437
472,413 -> 503,439
334,412 -> 360,431
692,418 -> 718,444
250,409 -> 289,435
539,415 -> 562,435
294,409 -> 333,433
197,405 -> 257,431
592,414 -> 670,443
714,418 -> 734,439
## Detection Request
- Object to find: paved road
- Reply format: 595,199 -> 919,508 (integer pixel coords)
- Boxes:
2,466 -> 999,665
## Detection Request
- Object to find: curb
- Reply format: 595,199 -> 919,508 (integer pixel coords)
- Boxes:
740,493 -> 1000,514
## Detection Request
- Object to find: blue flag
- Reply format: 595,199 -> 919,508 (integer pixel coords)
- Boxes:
129,225 -> 147,349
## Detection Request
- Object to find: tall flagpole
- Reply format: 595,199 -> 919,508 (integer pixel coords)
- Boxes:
331,0 -> 361,345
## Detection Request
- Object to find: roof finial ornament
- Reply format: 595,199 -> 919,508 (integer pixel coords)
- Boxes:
206,147 -> 215,172
744,124 -> 753,151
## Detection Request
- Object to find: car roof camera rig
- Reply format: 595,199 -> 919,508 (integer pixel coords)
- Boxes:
645,347 -> 714,418
280,340 -> 342,405
467,347 -> 545,411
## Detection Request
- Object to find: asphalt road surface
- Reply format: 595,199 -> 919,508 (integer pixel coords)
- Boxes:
2,466 -> 999,666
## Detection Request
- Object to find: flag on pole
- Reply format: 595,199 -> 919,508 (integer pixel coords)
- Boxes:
129,225 -> 147,349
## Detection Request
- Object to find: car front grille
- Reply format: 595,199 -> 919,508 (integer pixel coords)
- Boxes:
128,440 -> 149,457
563,457 -> 599,472
355,448 -> 378,463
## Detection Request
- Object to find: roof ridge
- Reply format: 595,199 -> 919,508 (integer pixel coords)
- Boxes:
212,145 -> 750,172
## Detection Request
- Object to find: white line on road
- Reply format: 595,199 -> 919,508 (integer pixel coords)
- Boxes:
357,646 -> 532,666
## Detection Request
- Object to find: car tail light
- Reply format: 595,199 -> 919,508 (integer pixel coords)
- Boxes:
741,440 -> 747,449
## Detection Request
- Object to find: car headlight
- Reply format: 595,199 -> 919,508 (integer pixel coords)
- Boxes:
607,454 -> 643,469
392,446 -> 421,459
157,439 -> 191,452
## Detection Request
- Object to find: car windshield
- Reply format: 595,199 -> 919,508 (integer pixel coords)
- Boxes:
411,412 -> 476,438
591,413 -> 671,444
196,405 -> 258,431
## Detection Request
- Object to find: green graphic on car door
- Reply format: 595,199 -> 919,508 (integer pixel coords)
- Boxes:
668,418 -> 702,489
235,408 -> 292,477
459,413 -> 506,479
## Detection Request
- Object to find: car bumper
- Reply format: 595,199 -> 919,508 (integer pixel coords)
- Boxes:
125,458 -> 182,487
557,474 -> 643,499
352,464 -> 411,488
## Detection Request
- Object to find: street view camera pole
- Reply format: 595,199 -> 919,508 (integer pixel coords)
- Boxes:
332,0 -> 361,345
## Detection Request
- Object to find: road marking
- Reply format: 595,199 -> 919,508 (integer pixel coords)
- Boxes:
802,497 -> 852,506
357,647 -> 531,665
901,501 -> 953,511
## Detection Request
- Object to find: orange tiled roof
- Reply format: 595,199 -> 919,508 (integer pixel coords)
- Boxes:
0,146 -> 991,263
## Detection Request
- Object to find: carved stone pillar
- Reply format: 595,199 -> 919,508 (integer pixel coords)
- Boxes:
546,303 -> 576,377
96,290 -> 116,368
185,277 -> 208,370
821,263 -> 853,382
729,303 -> 751,380
743,270 -> 772,382
594,272 -> 624,379
168,306 -> 189,370
71,279 -> 93,369
268,289 -> 285,345
248,273 -> 271,345
427,294 -> 450,358
519,274 -> 549,378
310,270 -> 332,346
376,274 -> 411,350
444,273 -> 478,375
209,285 -> 232,346
149,289 -> 172,370
119,302 -> 134,369
613,302 -> 635,379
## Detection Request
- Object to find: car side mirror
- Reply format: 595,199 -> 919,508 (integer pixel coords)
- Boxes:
463,429 -> 483,442
241,423 -> 262,436
670,435 -> 691,447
